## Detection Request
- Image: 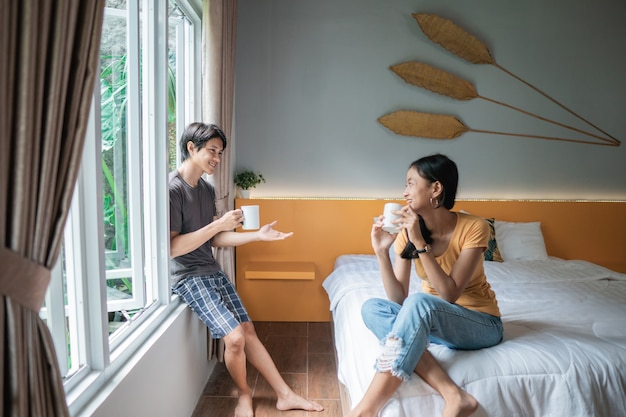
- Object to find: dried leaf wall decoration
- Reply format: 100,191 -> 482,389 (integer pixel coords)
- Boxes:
411,13 -> 620,146
391,62 -> 477,100
379,110 -> 616,147
391,61 -> 616,145
413,13 -> 494,65
378,111 -> 468,139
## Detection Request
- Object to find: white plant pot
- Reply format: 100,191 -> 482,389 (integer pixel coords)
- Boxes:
239,189 -> 251,199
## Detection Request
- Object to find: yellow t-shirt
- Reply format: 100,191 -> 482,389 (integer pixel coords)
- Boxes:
394,212 -> 500,317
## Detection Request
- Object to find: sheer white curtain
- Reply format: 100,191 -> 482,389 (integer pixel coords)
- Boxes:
202,0 -> 238,360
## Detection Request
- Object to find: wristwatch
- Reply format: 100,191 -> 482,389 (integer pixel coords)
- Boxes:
413,244 -> 431,257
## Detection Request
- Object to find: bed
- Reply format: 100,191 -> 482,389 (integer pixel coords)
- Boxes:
322,220 -> 626,417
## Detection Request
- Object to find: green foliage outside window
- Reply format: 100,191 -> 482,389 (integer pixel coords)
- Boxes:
100,51 -> 177,294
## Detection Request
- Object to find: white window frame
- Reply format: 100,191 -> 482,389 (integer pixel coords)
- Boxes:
172,0 -> 202,158
41,0 -> 203,413
103,3 -> 147,315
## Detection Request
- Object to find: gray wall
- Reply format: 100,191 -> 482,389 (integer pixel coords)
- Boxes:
234,0 -> 626,200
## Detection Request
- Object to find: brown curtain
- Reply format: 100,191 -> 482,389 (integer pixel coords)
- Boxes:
202,0 -> 238,361
0,1 -> 105,415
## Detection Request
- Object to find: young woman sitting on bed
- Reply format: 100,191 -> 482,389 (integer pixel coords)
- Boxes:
346,154 -> 503,417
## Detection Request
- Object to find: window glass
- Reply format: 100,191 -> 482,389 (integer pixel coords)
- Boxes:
41,241 -> 84,380
168,3 -> 186,170
101,1 -> 143,335
42,0 -> 200,390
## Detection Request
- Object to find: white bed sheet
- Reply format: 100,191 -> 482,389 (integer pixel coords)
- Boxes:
322,256 -> 626,417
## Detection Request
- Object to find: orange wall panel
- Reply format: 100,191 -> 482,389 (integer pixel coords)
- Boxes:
235,199 -> 626,322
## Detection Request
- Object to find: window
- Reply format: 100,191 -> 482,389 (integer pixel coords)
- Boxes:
40,0 -> 202,412
100,0 -> 150,332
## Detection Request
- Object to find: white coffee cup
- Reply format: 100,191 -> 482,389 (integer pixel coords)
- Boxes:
241,205 -> 260,230
382,203 -> 403,234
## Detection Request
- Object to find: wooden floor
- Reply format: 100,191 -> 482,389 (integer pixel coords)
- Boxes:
191,321 -> 344,417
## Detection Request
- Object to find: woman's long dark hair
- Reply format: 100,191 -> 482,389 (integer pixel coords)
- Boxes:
401,154 -> 458,258
410,153 -> 458,210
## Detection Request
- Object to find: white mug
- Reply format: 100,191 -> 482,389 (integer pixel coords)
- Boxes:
382,203 -> 403,234
241,205 -> 260,230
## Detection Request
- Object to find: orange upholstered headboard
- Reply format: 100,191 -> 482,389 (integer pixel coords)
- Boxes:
234,199 -> 626,322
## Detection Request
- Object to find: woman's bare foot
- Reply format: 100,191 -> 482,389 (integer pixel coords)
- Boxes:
345,407 -> 378,417
234,392 -> 254,417
275,389 -> 324,412
442,388 -> 478,417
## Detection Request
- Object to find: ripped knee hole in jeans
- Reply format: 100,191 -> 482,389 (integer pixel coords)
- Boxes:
375,336 -> 411,381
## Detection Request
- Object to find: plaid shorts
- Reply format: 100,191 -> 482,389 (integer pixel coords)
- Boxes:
172,271 -> 250,339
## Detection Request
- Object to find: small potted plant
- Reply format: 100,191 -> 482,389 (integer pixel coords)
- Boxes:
234,170 -> 266,198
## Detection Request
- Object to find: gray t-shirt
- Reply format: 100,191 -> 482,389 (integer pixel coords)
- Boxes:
169,171 -> 221,286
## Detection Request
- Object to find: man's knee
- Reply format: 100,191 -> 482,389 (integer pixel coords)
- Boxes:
223,325 -> 246,352
240,321 -> 260,341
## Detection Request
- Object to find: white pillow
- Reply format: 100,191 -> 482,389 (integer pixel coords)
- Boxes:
494,220 -> 548,261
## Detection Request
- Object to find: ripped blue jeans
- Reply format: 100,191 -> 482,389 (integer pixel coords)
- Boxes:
361,293 -> 503,381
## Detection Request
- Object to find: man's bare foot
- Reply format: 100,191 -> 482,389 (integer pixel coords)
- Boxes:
234,392 -> 254,417
276,389 -> 324,412
442,389 -> 478,417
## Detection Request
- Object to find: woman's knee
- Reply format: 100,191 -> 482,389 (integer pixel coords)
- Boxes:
361,298 -> 403,340
361,298 -> 381,316
362,298 -> 393,323
404,293 -> 439,313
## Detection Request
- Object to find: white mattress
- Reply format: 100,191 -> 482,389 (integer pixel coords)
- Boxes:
322,256 -> 626,417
